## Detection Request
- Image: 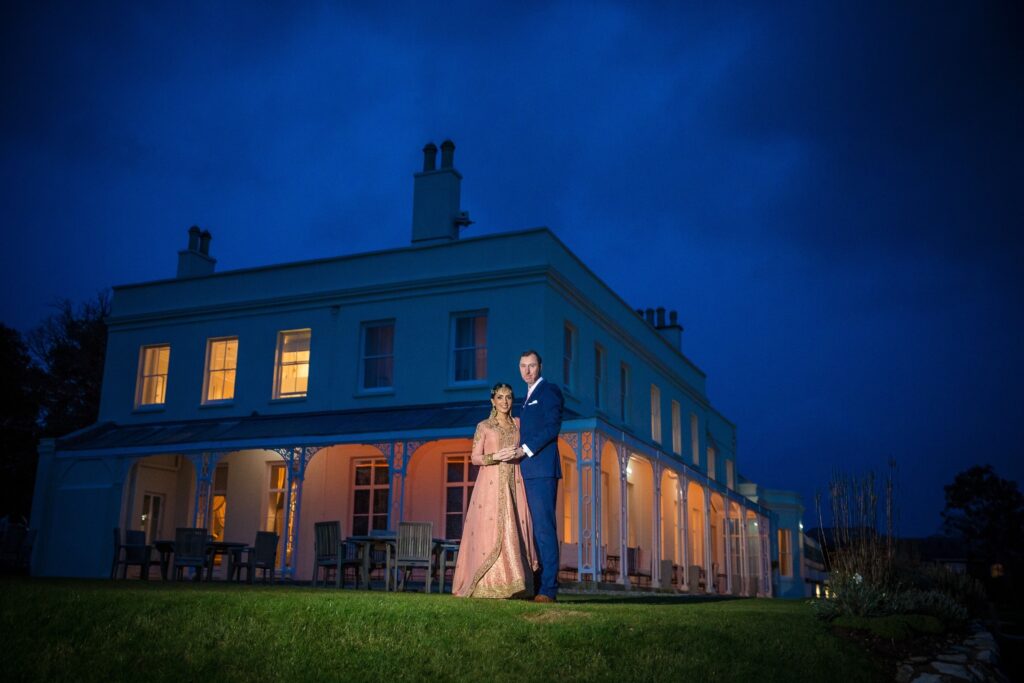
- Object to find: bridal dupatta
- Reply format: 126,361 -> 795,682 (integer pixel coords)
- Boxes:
451,417 -> 537,598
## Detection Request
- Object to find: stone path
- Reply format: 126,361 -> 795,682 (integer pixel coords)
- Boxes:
896,621 -> 1008,682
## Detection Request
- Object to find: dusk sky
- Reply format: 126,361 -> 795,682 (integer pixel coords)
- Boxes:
2,2 -> 1021,537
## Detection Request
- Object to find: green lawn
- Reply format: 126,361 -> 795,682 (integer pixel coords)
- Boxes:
0,579 -> 885,682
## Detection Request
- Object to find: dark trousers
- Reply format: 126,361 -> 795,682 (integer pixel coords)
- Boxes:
524,476 -> 559,599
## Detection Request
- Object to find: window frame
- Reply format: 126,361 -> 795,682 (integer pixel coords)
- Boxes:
594,343 -> 606,409
650,384 -> 662,444
272,328 -> 312,400
135,343 -> 171,409
444,452 -> 477,540
671,400 -> 682,455
690,413 -> 700,466
449,310 -> 488,385
351,457 -> 390,536
619,362 -> 631,424
359,319 -> 396,393
202,336 -> 239,405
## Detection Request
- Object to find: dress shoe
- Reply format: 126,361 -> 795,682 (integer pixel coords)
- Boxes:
533,594 -> 556,603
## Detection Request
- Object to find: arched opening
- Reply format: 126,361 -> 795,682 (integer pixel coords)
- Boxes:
599,439 -> 621,582
659,468 -> 682,588
121,454 -> 196,547
710,491 -> 726,593
746,509 -> 761,596
686,480 -> 706,591
728,500 -> 743,595
626,454 -> 654,586
403,438 -> 473,540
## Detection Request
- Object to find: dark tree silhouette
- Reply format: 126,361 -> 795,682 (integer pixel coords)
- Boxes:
0,323 -> 43,518
27,291 -> 110,439
942,464 -> 1024,564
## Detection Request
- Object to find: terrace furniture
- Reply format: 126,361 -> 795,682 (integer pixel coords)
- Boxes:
110,528 -> 155,579
393,522 -> 433,593
626,546 -> 651,587
170,527 -> 210,581
603,553 -> 621,583
558,542 -> 578,582
433,540 -> 460,593
231,531 -> 279,584
687,564 -> 706,592
312,521 -> 361,588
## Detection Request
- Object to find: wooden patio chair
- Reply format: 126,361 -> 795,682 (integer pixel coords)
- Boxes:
626,546 -> 651,587
110,528 -> 155,579
170,527 -> 209,581
312,521 -> 360,588
232,531 -> 279,584
393,522 -> 433,593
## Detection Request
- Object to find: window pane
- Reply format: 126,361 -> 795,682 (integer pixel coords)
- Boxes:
372,490 -> 389,514
454,349 -> 475,381
355,466 -> 371,486
455,317 -> 474,347
446,487 -> 463,513
371,515 -> 388,531
353,489 -> 370,514
446,515 -> 462,540
447,461 -> 463,483
373,466 -> 389,485
352,515 -> 368,536
468,463 -> 479,482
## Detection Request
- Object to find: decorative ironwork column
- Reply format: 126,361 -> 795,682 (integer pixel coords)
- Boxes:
702,484 -> 714,593
617,443 -> 630,588
271,446 -> 321,579
678,475 -> 689,591
188,451 -> 225,530
651,460 -> 663,587
585,432 -> 602,584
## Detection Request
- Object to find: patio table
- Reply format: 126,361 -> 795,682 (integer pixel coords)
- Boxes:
346,533 -> 459,591
152,539 -> 247,581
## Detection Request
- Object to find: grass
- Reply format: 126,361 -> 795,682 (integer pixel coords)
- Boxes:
832,614 -> 945,641
0,578 -> 886,682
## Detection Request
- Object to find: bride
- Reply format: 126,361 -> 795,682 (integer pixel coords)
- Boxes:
451,383 -> 537,598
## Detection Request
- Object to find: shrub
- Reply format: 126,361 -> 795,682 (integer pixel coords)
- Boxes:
888,589 -> 967,625
832,614 -> 945,641
811,572 -> 890,620
907,564 -> 987,617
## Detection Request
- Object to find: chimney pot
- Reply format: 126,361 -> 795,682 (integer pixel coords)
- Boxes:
645,308 -> 655,325
440,139 -> 455,168
669,310 -> 678,325
656,306 -> 666,327
636,309 -> 644,317
188,225 -> 201,251
422,142 -> 437,171
199,230 -> 212,255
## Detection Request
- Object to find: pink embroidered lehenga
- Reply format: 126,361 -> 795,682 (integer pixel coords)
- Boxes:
451,417 -> 537,598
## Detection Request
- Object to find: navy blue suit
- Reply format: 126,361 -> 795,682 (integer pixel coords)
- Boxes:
518,378 -> 564,599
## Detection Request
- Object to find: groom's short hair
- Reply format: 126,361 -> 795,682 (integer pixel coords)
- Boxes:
520,350 -> 543,365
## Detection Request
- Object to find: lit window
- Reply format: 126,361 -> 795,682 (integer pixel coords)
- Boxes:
445,454 -> 478,540
690,413 -> 699,465
563,323 -> 576,389
361,321 -> 395,390
274,329 -> 311,398
779,529 -> 793,577
726,460 -> 735,489
620,363 -> 631,423
707,446 -> 716,480
651,384 -> 662,444
204,337 -> 238,403
594,344 -> 605,408
352,458 -> 389,535
137,344 -> 170,406
451,312 -> 487,383
671,400 -> 681,455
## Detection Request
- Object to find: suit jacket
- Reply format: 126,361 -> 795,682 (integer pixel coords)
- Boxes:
517,379 -> 564,480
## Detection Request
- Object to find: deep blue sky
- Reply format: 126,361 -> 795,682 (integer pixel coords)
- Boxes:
3,2 -> 1021,536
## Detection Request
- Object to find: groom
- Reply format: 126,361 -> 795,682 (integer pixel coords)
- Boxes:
510,349 -> 564,602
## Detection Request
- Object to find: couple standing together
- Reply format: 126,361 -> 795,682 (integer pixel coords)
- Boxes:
451,350 -> 563,602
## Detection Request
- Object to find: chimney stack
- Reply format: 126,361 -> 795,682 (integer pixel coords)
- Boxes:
176,225 -> 216,278
411,139 -> 471,244
656,308 -> 684,351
